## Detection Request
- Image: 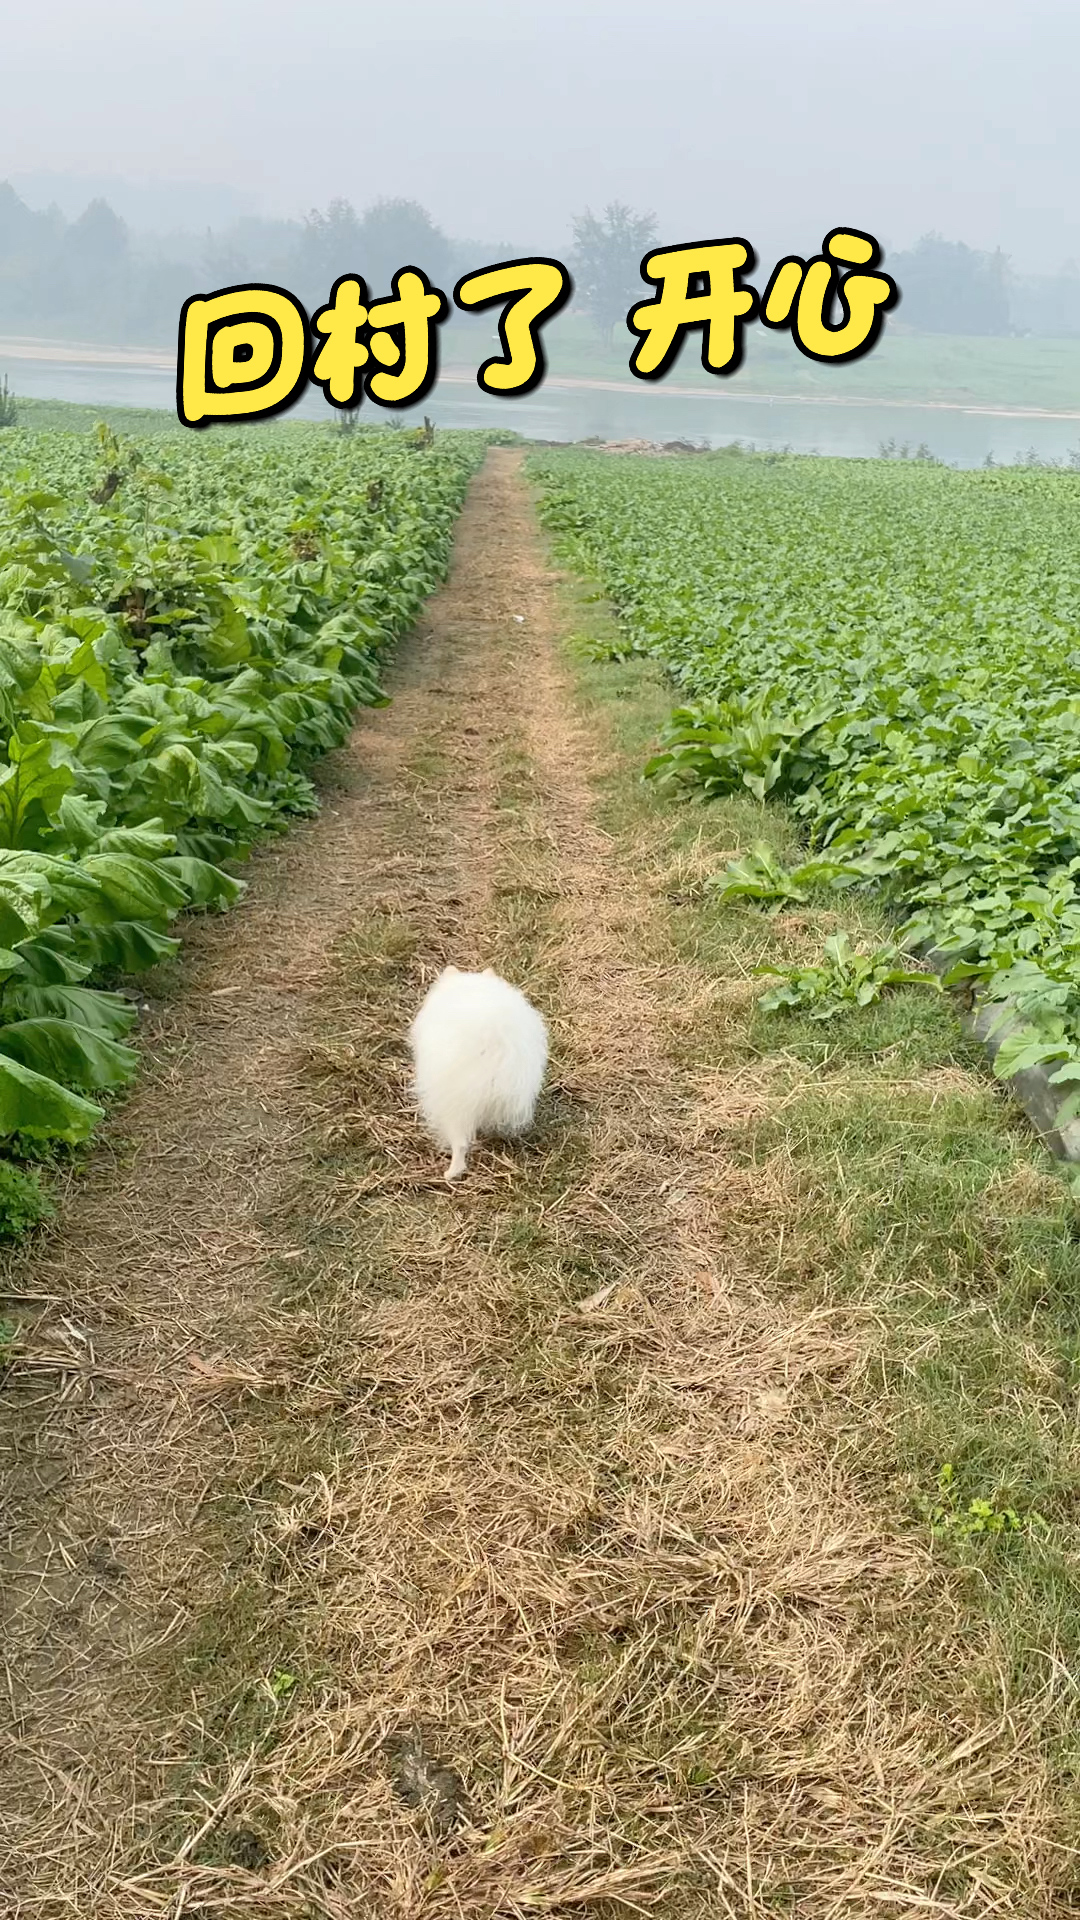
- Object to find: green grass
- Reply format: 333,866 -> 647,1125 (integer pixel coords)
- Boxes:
1,394 -> 181,434
442,311 -> 1080,413
0,1159 -> 56,1239
555,560 -> 1080,1807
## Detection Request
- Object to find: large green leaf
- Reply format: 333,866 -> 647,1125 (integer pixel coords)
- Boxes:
53,790 -> 107,850
69,920 -> 181,974
0,736 -> 76,848
0,849 -> 101,944
76,711 -> 156,770
95,819 -> 176,860
77,852 -> 189,924
0,1017 -> 139,1090
2,981 -> 138,1038
0,1052 -> 103,1142
15,928 -> 93,985
159,855 -> 245,910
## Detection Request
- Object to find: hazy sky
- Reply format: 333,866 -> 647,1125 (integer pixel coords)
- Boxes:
3,0 -> 1077,271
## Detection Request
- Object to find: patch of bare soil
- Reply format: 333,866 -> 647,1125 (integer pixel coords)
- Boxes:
0,451 -> 1060,1917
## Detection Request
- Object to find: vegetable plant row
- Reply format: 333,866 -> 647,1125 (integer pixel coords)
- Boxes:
0,421 -> 483,1149
533,448 -> 1080,1122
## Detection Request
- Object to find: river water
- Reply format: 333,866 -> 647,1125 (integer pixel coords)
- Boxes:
7,349 -> 1080,469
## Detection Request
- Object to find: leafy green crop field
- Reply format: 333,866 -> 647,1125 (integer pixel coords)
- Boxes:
0,420 -> 482,1171
533,448 -> 1080,1126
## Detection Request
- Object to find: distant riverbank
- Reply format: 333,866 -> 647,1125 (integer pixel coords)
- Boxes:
4,331 -> 1080,423
5,329 -> 1080,467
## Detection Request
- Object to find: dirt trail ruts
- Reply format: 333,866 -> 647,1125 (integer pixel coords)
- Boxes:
0,453 -> 513,1908
0,450 -> 1058,1917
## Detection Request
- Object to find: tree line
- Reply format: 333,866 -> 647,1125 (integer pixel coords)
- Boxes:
0,183 -> 1076,346
567,215 -> 1080,341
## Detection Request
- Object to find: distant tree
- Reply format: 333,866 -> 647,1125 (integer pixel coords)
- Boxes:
201,228 -> 251,286
52,199 -> 130,334
65,198 -> 129,275
297,196 -> 452,306
570,202 -> 658,342
355,198 -> 452,295
0,181 -> 512,350
0,182 -> 55,260
887,233 -> 1011,336
298,196 -> 363,296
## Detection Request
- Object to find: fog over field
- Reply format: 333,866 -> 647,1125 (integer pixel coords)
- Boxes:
1,0 -> 1077,453
2,0 -> 1076,270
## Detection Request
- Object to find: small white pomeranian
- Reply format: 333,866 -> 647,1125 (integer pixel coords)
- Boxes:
407,966 -> 548,1182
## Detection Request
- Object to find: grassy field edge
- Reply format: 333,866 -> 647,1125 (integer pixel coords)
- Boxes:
544,527 -> 1080,1858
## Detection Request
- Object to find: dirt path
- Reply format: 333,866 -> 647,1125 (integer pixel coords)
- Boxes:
0,451 -> 1058,1917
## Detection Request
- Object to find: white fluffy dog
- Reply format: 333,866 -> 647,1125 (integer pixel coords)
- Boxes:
407,966 -> 548,1182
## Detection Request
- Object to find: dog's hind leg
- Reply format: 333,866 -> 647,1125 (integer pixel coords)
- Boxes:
446,1140 -> 469,1183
